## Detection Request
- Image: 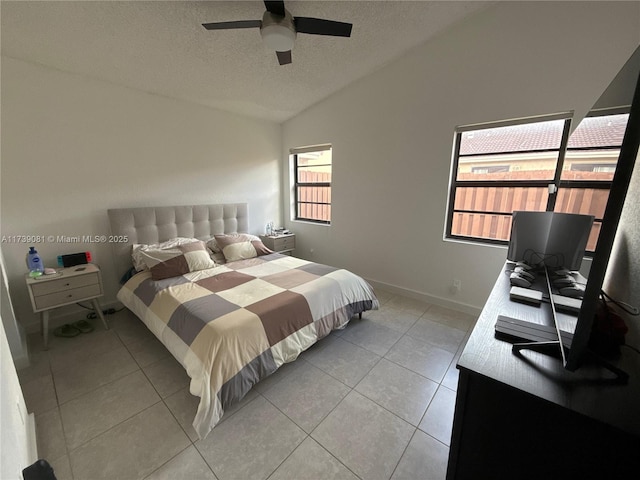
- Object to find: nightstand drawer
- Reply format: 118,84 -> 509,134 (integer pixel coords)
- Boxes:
272,236 -> 295,251
260,234 -> 296,252
30,272 -> 100,296
33,283 -> 102,310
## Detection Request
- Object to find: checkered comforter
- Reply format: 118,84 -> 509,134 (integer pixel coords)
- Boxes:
117,253 -> 378,438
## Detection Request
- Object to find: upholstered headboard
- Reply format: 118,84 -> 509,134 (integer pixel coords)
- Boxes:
107,203 -> 248,277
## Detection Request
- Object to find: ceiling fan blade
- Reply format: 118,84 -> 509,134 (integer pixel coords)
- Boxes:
294,17 -> 352,37
202,20 -> 262,30
276,50 -> 292,65
264,1 -> 286,17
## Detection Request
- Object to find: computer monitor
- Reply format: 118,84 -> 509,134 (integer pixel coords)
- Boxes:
566,69 -> 640,373
507,211 -> 594,271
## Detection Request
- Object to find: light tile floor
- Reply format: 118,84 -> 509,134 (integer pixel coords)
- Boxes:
17,289 -> 476,480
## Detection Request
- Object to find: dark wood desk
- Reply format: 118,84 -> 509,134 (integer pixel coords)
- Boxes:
446,264 -> 640,479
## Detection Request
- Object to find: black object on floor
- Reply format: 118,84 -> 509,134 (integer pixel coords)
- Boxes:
22,459 -> 57,480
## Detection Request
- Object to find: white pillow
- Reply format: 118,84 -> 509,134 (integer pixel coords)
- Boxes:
140,240 -> 216,280
206,233 -> 259,253
213,234 -> 273,262
132,237 -> 201,271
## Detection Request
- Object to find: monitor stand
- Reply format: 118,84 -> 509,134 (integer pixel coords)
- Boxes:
512,341 -> 629,384
511,266 -> 629,384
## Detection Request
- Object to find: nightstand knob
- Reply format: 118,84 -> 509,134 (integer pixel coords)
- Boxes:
64,283 -> 70,286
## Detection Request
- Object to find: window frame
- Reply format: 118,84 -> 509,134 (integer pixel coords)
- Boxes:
445,108 -> 628,251
291,144 -> 332,225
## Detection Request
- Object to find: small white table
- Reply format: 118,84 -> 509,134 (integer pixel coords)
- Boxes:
259,233 -> 296,255
25,263 -> 109,349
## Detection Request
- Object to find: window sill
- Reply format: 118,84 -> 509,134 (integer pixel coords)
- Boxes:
291,219 -> 331,227
442,235 -> 508,251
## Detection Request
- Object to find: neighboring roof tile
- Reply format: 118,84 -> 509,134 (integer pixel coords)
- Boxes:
460,114 -> 627,155
568,114 -> 628,149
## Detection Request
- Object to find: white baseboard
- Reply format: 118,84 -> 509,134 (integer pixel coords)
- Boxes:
27,412 -> 37,462
12,333 -> 31,370
365,277 -> 482,317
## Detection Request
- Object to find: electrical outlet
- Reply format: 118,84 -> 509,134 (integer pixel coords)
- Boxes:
451,279 -> 462,294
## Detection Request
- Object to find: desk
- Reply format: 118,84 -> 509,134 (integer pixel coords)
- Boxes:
446,263 -> 640,479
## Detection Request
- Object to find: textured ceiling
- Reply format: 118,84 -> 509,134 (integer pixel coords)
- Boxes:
1,1 -> 491,123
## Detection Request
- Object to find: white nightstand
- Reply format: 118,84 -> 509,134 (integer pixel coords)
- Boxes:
260,233 -> 296,255
26,263 -> 109,349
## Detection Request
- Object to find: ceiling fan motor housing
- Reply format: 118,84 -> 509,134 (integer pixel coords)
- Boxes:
260,9 -> 296,52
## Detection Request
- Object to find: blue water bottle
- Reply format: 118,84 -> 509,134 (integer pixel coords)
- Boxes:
27,246 -> 44,277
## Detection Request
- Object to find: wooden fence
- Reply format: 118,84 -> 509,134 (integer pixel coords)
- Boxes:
452,171 -> 611,250
297,170 -> 331,222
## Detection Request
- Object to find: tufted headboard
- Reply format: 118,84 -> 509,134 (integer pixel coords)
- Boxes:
107,203 -> 248,277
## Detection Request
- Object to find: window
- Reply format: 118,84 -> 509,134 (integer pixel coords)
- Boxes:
291,144 -> 332,224
446,110 -> 629,252
472,165 -> 510,174
555,111 -> 628,251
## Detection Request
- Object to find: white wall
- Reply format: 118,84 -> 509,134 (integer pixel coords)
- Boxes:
605,152 -> 640,347
1,250 -> 28,368
282,1 -> 640,313
0,316 -> 37,480
594,46 -> 640,109
1,57 -> 282,329
2,2 -> 639,330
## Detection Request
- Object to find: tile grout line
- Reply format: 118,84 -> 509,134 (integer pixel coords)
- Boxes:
260,309 -> 457,479
46,324 -> 165,479
260,376 -> 364,480
28,292 -> 461,479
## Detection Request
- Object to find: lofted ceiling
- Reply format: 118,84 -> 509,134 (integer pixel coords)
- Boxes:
1,1 -> 492,123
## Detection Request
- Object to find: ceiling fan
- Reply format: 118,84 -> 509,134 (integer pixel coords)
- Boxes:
202,0 -> 353,65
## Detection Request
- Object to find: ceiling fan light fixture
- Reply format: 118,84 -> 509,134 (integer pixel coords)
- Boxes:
202,2 -> 353,65
261,23 -> 296,52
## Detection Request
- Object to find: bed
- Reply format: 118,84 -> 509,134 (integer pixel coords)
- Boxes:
108,204 -> 378,438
